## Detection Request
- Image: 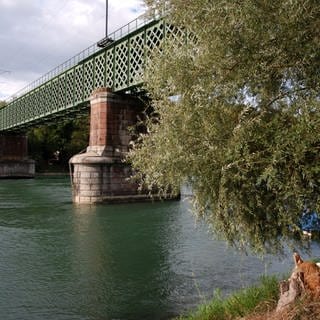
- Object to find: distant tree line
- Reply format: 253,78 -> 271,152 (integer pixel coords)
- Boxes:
27,115 -> 89,172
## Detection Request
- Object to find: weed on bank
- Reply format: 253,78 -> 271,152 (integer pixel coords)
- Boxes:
178,276 -> 279,320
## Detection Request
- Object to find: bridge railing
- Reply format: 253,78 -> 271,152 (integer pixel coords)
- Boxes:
7,11 -> 157,103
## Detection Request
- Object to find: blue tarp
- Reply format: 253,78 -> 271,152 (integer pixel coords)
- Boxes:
300,211 -> 320,232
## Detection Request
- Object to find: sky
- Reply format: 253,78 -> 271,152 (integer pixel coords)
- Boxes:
0,0 -> 146,100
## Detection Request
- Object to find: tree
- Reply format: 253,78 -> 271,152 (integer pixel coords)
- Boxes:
127,0 -> 320,254
28,116 -> 89,171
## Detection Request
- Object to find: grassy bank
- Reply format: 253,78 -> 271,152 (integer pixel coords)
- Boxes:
178,276 -> 280,320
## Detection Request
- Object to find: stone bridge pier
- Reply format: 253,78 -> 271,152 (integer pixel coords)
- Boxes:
69,88 -> 149,204
0,134 -> 35,178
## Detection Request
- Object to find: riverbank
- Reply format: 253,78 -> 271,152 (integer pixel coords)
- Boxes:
178,272 -> 320,320
178,275 -> 280,320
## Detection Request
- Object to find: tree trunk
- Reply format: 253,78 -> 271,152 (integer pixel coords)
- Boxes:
276,270 -> 304,312
276,252 -> 320,313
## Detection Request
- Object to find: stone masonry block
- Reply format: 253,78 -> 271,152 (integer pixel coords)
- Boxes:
80,190 -> 101,197
78,196 -> 92,203
90,184 -> 103,191
79,171 -> 91,178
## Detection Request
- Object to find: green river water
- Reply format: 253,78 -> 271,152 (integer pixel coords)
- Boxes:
0,177 -> 319,320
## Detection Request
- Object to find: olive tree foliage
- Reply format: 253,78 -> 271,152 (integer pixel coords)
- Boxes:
127,0 -> 320,254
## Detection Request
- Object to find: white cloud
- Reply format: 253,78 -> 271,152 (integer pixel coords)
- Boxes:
0,0 -> 145,100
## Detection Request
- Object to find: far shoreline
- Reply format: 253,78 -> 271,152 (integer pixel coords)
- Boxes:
35,171 -> 69,177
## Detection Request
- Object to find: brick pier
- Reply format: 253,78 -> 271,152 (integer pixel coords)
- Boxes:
0,135 -> 35,178
69,88 -> 149,204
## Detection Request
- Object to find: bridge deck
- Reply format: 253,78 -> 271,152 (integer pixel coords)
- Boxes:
0,15 -> 178,132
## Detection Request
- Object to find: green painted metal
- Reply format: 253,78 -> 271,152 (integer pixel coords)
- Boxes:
0,15 -> 174,132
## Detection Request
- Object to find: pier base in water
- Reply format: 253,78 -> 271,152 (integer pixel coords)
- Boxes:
70,152 -> 150,204
0,160 -> 35,178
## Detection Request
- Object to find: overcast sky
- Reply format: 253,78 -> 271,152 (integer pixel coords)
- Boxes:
0,0 -> 145,100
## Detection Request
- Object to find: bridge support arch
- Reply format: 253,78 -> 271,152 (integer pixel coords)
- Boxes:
0,134 -> 35,178
69,88 -> 149,204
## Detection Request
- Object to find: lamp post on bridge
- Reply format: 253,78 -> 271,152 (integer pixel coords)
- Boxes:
97,0 -> 113,48
105,0 -> 109,37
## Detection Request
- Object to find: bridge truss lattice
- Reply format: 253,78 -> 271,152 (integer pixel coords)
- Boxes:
0,15 -> 184,132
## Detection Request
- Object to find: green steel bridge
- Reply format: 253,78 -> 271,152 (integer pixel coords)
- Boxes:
0,14 -> 181,133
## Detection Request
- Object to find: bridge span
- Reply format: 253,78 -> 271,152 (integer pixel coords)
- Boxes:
0,14 -> 167,132
0,13 -> 182,203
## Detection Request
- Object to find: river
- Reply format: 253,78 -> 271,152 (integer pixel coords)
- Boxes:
0,177 -> 319,320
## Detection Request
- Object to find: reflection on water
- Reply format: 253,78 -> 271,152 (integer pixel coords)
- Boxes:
0,177 -> 320,320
